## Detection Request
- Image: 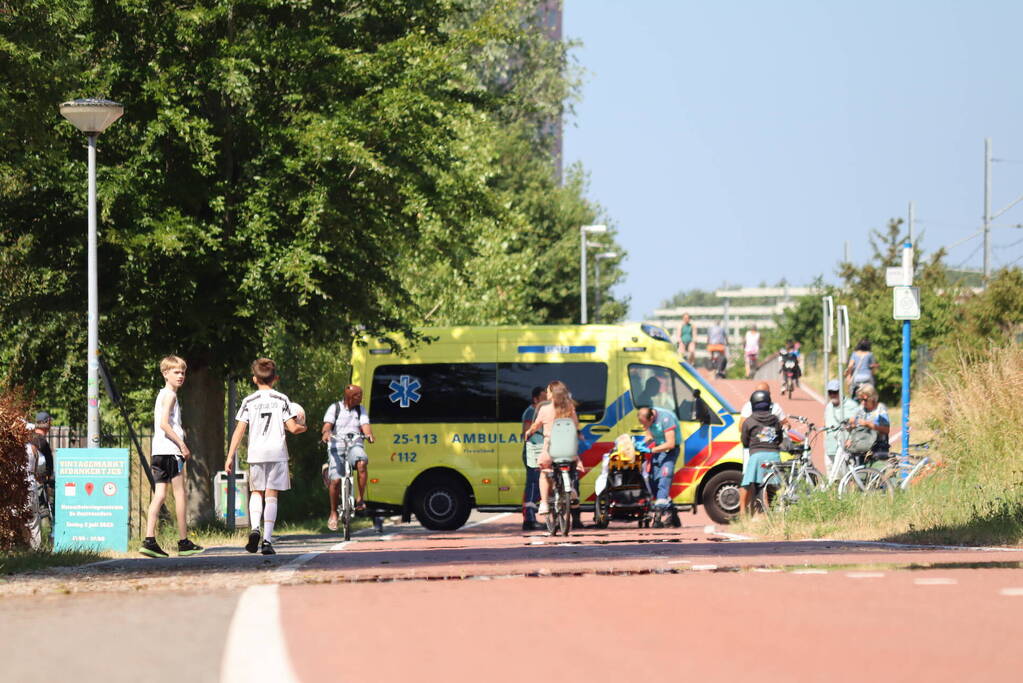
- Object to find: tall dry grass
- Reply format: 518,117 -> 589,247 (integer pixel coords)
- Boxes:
737,345 -> 1023,546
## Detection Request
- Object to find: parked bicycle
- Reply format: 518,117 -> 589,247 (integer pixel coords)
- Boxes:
876,442 -> 933,495
756,416 -> 825,512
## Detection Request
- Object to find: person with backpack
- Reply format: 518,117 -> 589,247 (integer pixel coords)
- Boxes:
739,389 -> 784,516
321,384 -> 376,531
524,380 -> 583,517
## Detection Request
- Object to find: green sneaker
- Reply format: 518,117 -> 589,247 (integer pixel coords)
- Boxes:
177,539 -> 205,556
139,538 -> 168,558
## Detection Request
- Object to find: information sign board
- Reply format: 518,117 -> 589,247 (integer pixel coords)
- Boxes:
54,448 -> 130,552
893,286 -> 921,320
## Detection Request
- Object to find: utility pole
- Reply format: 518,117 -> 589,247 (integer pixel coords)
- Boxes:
984,138 -> 992,283
908,201 -> 915,243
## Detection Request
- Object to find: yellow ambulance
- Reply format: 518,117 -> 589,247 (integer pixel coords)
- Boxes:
352,323 -> 744,529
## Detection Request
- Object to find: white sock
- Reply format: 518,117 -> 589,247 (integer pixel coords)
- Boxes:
249,493 -> 263,531
263,497 -> 278,542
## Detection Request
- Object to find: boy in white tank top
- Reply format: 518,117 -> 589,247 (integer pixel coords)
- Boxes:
225,358 -> 307,555
139,355 -> 204,558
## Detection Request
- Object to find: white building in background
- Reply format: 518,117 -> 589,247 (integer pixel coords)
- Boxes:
649,286 -> 813,360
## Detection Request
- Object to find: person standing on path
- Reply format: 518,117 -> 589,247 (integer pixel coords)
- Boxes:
744,325 -> 761,379
225,358 -> 307,556
139,356 -> 204,558
678,313 -> 696,365
520,386 -> 547,531
739,390 -> 783,516
824,379 -> 859,480
845,338 -> 879,396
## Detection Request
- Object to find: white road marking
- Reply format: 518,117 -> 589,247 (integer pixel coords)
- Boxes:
273,551 -> 322,584
667,560 -> 691,565
220,584 -> 298,683
462,512 -> 513,530
753,568 -> 782,573
847,572 -> 885,579
792,569 -> 828,574
691,564 -> 718,571
703,524 -> 716,534
999,587 -> 1023,596
914,578 -> 957,585
712,530 -> 754,541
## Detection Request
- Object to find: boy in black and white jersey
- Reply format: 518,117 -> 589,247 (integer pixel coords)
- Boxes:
225,358 -> 307,555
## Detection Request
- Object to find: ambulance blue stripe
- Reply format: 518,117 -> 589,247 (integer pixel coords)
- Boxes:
517,345 -> 596,354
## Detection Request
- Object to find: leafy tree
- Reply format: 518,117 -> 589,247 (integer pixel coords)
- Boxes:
957,268 -> 1023,344
0,1 -> 623,519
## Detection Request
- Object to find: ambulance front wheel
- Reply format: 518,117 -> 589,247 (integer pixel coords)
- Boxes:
412,472 -> 472,530
701,469 -> 743,524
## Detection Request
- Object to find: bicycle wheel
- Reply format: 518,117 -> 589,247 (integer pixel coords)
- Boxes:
341,475 -> 353,541
787,469 -> 823,505
838,467 -> 885,496
758,469 -> 783,512
559,472 -> 573,536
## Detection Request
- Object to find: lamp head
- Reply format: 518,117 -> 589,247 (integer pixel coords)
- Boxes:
595,251 -> 618,260
59,98 -> 124,134
581,224 -> 607,234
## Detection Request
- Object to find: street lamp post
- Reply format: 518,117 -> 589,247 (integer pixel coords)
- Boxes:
593,251 -> 618,324
579,224 -> 607,324
59,98 -> 124,446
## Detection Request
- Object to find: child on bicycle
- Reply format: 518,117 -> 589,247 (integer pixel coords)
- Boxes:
224,358 -> 307,555
739,389 -> 783,516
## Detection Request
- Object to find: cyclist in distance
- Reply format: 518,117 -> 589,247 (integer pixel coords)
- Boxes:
321,384 -> 375,531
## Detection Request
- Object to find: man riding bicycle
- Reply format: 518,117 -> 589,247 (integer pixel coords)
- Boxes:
321,384 -> 375,531
637,406 -> 681,527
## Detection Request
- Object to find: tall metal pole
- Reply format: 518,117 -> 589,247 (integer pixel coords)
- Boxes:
594,257 -> 601,324
579,227 -> 587,325
900,241 -> 913,478
908,201 -> 914,243
87,133 -> 100,446
984,138 -> 991,283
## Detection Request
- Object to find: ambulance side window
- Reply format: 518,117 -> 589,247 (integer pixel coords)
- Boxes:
370,363 -> 497,423
629,364 -> 722,425
497,363 -> 607,422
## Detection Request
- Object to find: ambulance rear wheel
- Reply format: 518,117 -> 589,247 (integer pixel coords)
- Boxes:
412,473 -> 471,530
701,469 -> 743,524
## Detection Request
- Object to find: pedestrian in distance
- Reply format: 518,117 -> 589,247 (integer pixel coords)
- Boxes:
744,325 -> 761,379
520,386 -> 547,531
321,384 -> 375,531
225,358 -> 307,556
845,338 -> 879,397
738,390 -> 783,516
23,436 -> 45,549
139,356 -> 204,558
678,313 -> 696,365
29,411 -> 54,490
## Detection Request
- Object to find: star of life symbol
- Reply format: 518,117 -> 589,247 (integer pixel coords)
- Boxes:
388,375 -> 422,408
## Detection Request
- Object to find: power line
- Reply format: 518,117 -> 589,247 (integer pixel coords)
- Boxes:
953,241 -> 983,271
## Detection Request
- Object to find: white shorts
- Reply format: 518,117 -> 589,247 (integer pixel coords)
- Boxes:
249,461 -> 291,492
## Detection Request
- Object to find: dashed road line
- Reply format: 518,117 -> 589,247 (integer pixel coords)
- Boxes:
692,564 -> 718,571
914,578 -> 957,585
999,588 -> 1023,596
792,569 -> 828,574
847,572 -> 885,579
462,512 -> 513,530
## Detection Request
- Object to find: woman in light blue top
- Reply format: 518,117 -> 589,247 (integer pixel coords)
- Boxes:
845,338 -> 879,395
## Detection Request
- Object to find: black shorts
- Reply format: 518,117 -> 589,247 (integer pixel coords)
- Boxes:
151,454 -> 181,484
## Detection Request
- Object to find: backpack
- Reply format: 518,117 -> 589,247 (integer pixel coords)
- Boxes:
548,418 -> 578,463
846,425 -> 876,455
330,402 -> 362,435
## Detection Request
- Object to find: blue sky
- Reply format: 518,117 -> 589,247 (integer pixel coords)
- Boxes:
562,0 -> 1023,318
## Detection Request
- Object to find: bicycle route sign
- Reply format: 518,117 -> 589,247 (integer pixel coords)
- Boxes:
54,448 -> 130,552
892,285 -> 921,321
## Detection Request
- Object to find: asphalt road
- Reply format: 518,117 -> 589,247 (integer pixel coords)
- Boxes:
3,512 -> 1023,682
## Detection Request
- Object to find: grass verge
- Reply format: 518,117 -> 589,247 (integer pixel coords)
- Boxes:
0,548 -> 103,576
735,345 -> 1023,546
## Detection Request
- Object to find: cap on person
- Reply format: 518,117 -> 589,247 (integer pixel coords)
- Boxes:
826,380 -> 841,393
35,411 -> 52,424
